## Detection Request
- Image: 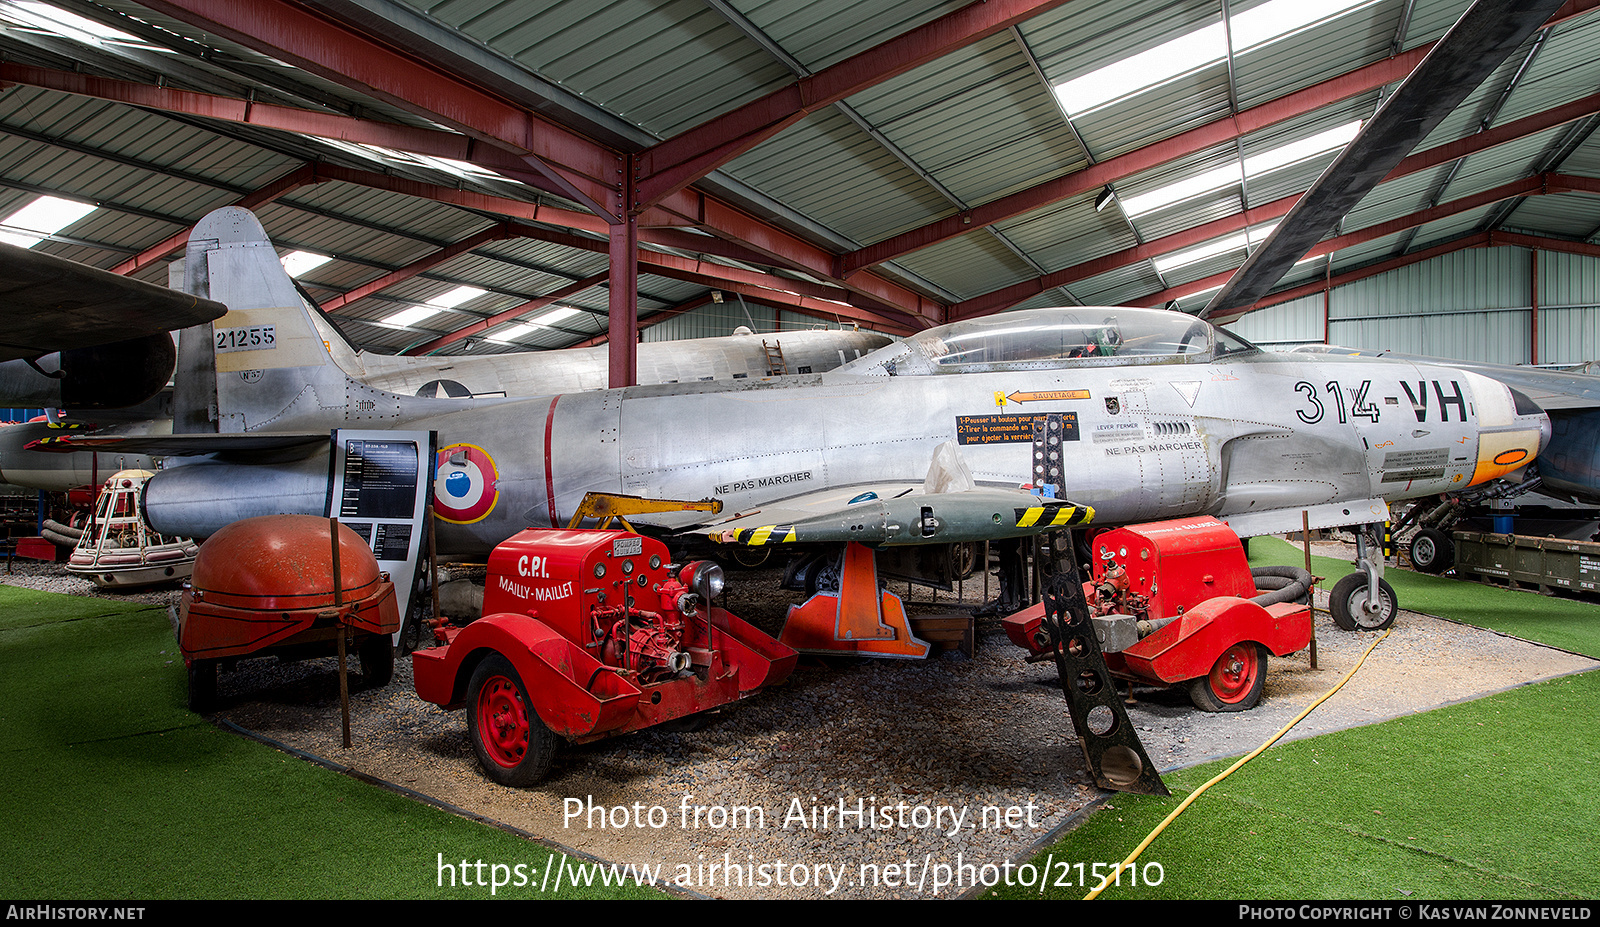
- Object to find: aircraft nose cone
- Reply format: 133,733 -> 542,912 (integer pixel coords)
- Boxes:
1506,387 -> 1552,457
1467,393 -> 1548,487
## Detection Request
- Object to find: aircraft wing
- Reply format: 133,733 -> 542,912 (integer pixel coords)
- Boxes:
1202,0 -> 1568,318
0,241 -> 227,360
664,483 -> 1093,548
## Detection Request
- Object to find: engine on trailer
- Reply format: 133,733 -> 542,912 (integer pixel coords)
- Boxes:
473,531 -> 725,684
413,529 -> 795,786
1003,518 -> 1313,713
1086,555 -> 1147,620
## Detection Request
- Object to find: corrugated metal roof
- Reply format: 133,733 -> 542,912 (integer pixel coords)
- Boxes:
1231,1 -> 1404,110
0,0 -> 1590,360
845,34 -> 1087,206
726,107 -> 954,242
890,229 -> 1042,299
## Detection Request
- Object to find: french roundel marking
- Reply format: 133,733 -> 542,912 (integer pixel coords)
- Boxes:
435,443 -> 499,524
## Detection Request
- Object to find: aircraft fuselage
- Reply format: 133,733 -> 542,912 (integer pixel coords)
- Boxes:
400,351 -> 1544,556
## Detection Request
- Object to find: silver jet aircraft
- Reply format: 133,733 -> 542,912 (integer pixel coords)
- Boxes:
0,209 -> 887,493
54,207 -> 1547,636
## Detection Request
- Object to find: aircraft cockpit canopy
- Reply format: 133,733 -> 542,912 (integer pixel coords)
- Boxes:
840,307 -> 1259,377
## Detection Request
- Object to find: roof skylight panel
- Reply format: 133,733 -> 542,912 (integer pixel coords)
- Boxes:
1121,120 -> 1363,216
487,305 -> 582,345
0,195 -> 96,248
1152,222 -> 1279,273
381,285 -> 487,327
1053,0 -> 1379,116
1,1 -> 165,51
530,306 -> 582,327
280,250 -> 332,278
486,323 -> 535,345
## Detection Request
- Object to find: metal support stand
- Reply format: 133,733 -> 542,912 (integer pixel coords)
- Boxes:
1302,511 -> 1318,670
1042,568 -> 1168,796
331,517 -> 351,749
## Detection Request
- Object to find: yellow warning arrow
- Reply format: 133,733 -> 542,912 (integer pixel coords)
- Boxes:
1005,389 -> 1090,404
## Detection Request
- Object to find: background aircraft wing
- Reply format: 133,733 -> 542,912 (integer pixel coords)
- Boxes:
0,241 -> 227,360
1201,0 -> 1569,319
1292,345 -> 1600,411
667,483 -> 1093,548
26,431 -> 329,458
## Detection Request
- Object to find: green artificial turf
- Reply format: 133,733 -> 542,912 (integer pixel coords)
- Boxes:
992,536 -> 1600,901
1248,536 -> 1600,658
0,585 -> 663,900
993,671 -> 1600,900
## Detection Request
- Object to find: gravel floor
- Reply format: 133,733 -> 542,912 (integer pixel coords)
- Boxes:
8,542 -> 1595,900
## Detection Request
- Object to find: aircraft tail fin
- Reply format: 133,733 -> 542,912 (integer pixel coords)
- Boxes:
172,207 -> 397,434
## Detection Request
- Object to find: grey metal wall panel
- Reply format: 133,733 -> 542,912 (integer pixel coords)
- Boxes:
1333,246 -> 1530,317
1539,306 -> 1600,365
1331,308 -> 1530,365
1224,293 -> 1324,348
643,301 -> 778,342
1540,249 -> 1600,306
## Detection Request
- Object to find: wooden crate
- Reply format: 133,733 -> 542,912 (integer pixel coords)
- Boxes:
909,613 -> 974,657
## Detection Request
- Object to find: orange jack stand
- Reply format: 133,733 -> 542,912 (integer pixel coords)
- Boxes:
780,542 -> 931,659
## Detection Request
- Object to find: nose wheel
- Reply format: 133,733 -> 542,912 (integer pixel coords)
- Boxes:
1330,573 -> 1397,631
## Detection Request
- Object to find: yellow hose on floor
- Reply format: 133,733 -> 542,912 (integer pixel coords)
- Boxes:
1083,625 -> 1394,900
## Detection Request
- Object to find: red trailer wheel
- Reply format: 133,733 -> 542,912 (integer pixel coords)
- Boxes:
469,654 -> 558,786
1188,642 -> 1266,712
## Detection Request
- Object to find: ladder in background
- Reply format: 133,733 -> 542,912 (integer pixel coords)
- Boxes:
761,338 -> 788,376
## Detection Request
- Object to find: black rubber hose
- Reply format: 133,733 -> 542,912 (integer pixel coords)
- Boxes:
41,527 -> 80,548
42,518 -> 83,539
1250,565 -> 1313,606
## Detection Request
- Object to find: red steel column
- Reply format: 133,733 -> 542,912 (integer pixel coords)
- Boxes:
609,155 -> 639,388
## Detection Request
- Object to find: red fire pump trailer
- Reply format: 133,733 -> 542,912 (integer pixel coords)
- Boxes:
413,529 -> 797,786
1003,517 -> 1313,711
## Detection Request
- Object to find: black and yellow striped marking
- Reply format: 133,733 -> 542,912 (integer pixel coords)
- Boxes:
1014,503 -> 1094,528
722,524 -> 799,546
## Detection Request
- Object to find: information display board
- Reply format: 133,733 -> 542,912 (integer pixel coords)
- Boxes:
325,429 -> 436,640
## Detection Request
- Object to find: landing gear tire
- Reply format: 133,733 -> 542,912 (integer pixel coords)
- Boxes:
468,654 -> 558,787
358,634 -> 394,688
1409,528 -> 1454,575
1330,573 -> 1398,631
187,658 -> 217,713
1188,642 -> 1266,712
729,547 -> 772,569
951,542 -> 981,579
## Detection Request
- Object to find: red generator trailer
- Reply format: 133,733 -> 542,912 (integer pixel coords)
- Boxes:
178,515 -> 400,712
413,529 -> 797,786
1004,517 -> 1312,711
